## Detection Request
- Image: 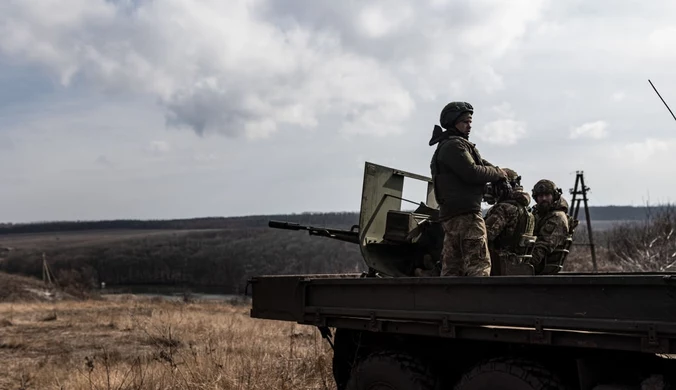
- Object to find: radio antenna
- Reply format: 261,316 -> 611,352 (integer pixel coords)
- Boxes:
648,79 -> 676,123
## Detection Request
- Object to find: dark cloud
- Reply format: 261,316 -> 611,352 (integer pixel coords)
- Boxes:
0,0 -> 417,139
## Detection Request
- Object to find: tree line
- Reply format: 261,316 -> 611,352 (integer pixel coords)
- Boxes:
0,212 -> 359,235
0,206 -> 667,235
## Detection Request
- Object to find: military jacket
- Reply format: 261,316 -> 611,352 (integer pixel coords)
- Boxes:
430,132 -> 503,220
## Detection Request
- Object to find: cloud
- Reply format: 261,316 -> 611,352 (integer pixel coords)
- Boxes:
648,27 -> 676,58
147,140 -> 171,155
614,138 -> 671,164
192,152 -> 220,164
0,0 -> 551,140
6,0 -> 676,222
569,121 -> 609,140
474,103 -> 527,145
357,4 -> 414,38
0,0 -> 416,140
611,92 -> 625,101
477,119 -> 527,145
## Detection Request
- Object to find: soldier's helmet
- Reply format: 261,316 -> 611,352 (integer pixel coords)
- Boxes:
440,101 -> 473,129
499,167 -> 519,188
532,179 -> 560,200
503,168 -> 519,181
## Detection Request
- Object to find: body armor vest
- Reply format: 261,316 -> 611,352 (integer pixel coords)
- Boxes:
493,199 -> 535,254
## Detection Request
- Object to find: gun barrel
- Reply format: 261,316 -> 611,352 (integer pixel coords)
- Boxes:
268,220 -> 360,245
268,220 -> 302,230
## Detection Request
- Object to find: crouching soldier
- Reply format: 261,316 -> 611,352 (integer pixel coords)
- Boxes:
484,168 -> 536,276
530,179 -> 578,274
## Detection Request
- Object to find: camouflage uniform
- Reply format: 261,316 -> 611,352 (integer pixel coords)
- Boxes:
439,211 -> 492,276
531,179 -> 572,273
429,102 -> 506,277
485,182 -> 534,276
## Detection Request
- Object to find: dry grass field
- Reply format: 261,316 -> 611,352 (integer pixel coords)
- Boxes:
0,294 -> 334,390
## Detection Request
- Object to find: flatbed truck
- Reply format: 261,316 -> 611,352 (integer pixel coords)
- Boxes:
248,162 -> 676,389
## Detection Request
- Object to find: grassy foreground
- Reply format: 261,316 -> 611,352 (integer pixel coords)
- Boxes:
0,295 -> 334,390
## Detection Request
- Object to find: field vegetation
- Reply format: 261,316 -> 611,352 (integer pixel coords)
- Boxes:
566,204 -> 676,273
2,205 -> 676,388
0,293 -> 333,389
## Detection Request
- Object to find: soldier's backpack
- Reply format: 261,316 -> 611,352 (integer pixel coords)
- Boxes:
495,200 -> 538,276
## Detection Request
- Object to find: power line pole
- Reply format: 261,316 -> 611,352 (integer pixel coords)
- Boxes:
42,252 -> 56,286
569,171 -> 598,272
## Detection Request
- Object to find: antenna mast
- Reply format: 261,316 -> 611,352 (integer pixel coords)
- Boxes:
648,79 -> 676,122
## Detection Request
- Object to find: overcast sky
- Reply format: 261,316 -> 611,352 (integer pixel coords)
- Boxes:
1,0 -> 676,223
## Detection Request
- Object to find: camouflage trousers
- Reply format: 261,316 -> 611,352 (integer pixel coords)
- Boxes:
440,211 -> 491,277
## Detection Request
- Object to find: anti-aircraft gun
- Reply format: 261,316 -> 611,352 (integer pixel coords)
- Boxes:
269,162 -> 446,277
268,161 -> 547,277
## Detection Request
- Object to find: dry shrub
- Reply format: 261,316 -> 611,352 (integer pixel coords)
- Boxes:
55,266 -> 100,300
565,204 -> 676,273
604,204 -> 676,272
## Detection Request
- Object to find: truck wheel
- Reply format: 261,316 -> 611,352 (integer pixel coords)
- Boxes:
346,350 -> 438,390
454,357 -> 566,390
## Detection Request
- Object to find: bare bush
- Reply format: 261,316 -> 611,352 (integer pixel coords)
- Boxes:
605,204 -> 676,272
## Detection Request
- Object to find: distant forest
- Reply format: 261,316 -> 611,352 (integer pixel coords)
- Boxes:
0,218 -> 364,295
1,205 -> 673,296
0,212 -> 358,235
0,205 -> 666,235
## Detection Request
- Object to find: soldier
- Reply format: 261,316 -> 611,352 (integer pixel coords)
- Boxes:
530,179 -> 574,274
484,169 -> 535,276
429,101 -> 508,277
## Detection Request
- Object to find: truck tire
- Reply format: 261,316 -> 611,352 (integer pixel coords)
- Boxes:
345,350 -> 438,390
454,357 -> 566,390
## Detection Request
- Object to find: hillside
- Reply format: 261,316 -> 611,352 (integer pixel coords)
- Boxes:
0,271 -> 75,302
0,222 -> 364,295
1,206 -> 674,295
0,212 -> 358,235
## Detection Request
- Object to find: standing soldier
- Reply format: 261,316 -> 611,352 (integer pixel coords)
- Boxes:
530,179 -> 576,274
484,169 -> 535,276
429,101 -> 507,277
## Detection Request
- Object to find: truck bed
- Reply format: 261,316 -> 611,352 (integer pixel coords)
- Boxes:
249,272 -> 676,354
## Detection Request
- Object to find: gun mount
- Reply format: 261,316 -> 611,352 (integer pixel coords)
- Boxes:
268,161 -> 572,278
